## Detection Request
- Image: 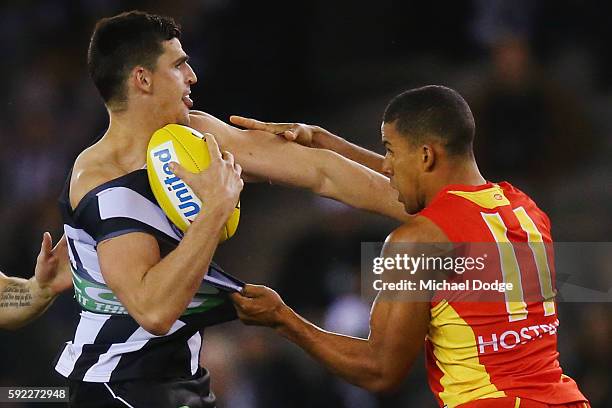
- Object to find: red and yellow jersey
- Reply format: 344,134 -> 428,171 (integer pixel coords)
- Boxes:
419,182 -> 587,408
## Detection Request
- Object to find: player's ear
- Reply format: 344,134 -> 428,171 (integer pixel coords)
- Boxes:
132,66 -> 153,94
422,144 -> 435,172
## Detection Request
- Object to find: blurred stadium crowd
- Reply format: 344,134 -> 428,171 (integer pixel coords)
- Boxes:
0,1 -> 610,407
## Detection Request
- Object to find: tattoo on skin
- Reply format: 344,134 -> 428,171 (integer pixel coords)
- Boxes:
0,283 -> 33,309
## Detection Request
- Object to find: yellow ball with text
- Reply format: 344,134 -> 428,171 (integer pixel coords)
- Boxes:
146,124 -> 240,241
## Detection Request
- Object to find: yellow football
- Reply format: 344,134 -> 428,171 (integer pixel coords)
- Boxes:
146,124 -> 240,241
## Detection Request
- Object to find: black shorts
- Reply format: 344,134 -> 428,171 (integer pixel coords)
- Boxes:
68,368 -> 215,408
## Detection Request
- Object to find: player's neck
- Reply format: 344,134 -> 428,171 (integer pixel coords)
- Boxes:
424,159 -> 486,206
444,158 -> 486,186
102,108 -> 163,168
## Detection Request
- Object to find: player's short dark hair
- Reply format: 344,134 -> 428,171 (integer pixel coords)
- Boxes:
88,10 -> 181,108
383,85 -> 475,156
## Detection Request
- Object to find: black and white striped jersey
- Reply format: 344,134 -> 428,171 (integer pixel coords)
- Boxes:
55,168 -> 241,383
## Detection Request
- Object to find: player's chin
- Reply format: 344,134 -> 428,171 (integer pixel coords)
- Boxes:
176,108 -> 191,126
404,204 -> 417,214
401,197 -> 420,215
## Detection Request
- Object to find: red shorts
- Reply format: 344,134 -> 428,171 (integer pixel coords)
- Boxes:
456,397 -> 590,408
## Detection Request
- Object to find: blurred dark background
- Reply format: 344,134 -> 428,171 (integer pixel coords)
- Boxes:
0,0 -> 610,407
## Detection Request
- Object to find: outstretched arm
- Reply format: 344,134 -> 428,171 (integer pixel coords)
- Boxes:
189,111 -> 408,223
230,218 -> 445,391
0,233 -> 71,330
230,219 -> 444,392
233,285 -> 429,392
229,115 -> 385,174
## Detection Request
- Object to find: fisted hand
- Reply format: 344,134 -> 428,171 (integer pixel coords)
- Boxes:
169,133 -> 243,216
230,284 -> 286,328
230,115 -> 320,148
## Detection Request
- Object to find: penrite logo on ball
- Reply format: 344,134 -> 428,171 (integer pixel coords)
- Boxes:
150,141 -> 202,223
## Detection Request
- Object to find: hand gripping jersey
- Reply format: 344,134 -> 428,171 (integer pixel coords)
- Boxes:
54,169 -> 242,383
419,182 -> 587,408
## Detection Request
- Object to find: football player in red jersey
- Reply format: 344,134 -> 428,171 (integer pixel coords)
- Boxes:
228,86 -> 590,407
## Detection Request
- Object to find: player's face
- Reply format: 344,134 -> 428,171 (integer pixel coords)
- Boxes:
151,38 -> 197,125
381,122 -> 423,213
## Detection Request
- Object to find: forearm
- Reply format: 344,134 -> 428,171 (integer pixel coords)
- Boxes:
312,127 -> 385,174
136,206 -> 230,328
0,276 -> 55,330
317,150 -> 409,222
275,306 -> 383,391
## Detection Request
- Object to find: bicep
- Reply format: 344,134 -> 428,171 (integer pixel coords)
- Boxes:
369,295 -> 430,384
229,130 -> 323,187
96,232 -> 160,305
367,223 -> 446,383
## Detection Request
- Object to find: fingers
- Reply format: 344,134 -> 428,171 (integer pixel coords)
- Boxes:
229,284 -> 284,327
221,151 -> 243,191
241,284 -> 269,298
40,232 -> 53,259
53,234 -> 68,253
283,130 -> 297,141
229,284 -> 258,300
168,161 -> 194,184
204,132 -> 222,161
230,115 -> 291,135
229,291 -> 249,309
240,283 -> 255,297
222,150 -> 235,167
52,235 -> 69,262
230,115 -> 270,131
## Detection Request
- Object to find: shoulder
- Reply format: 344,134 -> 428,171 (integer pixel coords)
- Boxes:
188,110 -> 253,154
386,215 -> 449,244
189,110 -> 237,148
383,216 -> 452,275
188,110 -> 213,125
500,181 -> 553,235
189,110 -> 216,122
189,110 -> 230,135
70,147 -> 124,210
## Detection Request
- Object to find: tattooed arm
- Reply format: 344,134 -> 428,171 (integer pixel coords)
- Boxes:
0,274 -> 54,330
0,233 -> 71,330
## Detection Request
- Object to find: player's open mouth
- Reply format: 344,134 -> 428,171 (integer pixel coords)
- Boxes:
182,94 -> 193,108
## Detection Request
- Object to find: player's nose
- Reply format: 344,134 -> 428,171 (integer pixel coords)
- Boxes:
382,158 -> 393,177
186,63 -> 197,85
